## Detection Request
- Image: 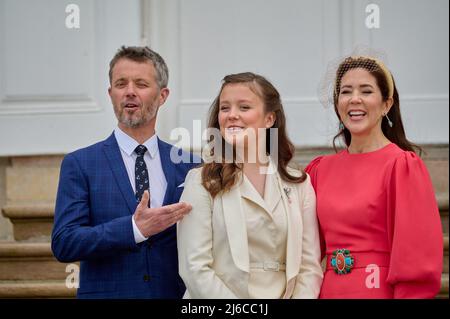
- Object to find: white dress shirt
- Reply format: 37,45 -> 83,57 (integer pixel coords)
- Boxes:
114,127 -> 168,243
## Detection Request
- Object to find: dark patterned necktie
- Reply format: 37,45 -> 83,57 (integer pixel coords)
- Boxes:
134,145 -> 149,204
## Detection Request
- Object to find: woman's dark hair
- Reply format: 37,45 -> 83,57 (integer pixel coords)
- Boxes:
332,56 -> 421,154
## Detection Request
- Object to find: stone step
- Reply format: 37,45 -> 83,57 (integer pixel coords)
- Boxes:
424,155 -> 449,197
0,242 -> 76,280
2,204 -> 53,241
0,277 -> 445,299
441,212 -> 449,236
438,274 -> 449,299
437,194 -> 449,235
0,280 -> 76,298
0,276 -> 446,299
444,236 -> 449,274
0,239 -> 446,298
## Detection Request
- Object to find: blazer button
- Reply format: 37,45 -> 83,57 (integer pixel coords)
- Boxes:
143,275 -> 151,282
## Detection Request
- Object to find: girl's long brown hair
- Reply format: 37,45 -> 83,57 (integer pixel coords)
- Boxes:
202,72 -> 306,198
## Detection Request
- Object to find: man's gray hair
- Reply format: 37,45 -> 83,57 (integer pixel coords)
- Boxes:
109,46 -> 169,88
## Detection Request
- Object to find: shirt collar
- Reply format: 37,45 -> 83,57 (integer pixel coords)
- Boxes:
114,126 -> 159,158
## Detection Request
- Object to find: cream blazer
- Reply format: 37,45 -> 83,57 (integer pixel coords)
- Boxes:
177,163 -> 323,299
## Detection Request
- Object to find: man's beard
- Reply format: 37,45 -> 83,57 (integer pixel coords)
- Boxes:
115,103 -> 157,128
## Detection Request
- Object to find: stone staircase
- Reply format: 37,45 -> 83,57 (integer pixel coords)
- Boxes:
0,156 -> 76,298
0,146 -> 448,298
0,242 -> 75,298
437,195 -> 449,299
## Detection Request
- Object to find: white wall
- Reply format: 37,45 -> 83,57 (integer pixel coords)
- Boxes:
152,0 -> 449,149
0,0 -> 448,156
0,0 -> 141,156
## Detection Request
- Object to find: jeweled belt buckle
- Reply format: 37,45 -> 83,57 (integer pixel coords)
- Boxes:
330,249 -> 354,275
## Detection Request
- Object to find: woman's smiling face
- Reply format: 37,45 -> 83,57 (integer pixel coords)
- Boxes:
337,68 -> 391,138
218,83 -> 274,149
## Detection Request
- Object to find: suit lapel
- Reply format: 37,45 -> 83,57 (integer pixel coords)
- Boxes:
158,138 -> 176,205
222,177 -> 250,273
240,160 -> 281,216
103,133 -> 137,214
240,175 -> 268,212
263,169 -> 282,214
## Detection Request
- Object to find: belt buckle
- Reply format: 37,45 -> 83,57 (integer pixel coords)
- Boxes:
263,262 -> 280,271
331,249 -> 354,275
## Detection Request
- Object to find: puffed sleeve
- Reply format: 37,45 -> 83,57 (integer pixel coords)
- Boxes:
304,156 -> 324,190
386,152 -> 443,298
177,168 -> 238,299
304,156 -> 327,261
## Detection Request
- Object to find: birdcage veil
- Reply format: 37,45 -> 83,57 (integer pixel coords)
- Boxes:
317,46 -> 393,109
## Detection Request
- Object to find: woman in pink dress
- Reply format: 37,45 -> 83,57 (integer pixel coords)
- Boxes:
306,56 -> 443,298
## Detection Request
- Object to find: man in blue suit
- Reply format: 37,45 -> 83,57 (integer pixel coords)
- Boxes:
52,46 -> 199,298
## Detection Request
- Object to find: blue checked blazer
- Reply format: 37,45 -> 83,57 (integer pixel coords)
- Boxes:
51,133 -> 200,298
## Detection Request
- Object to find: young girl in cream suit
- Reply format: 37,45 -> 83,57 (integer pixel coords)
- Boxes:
177,72 -> 323,298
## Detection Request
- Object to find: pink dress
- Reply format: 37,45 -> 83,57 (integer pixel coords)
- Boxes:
306,143 -> 443,298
